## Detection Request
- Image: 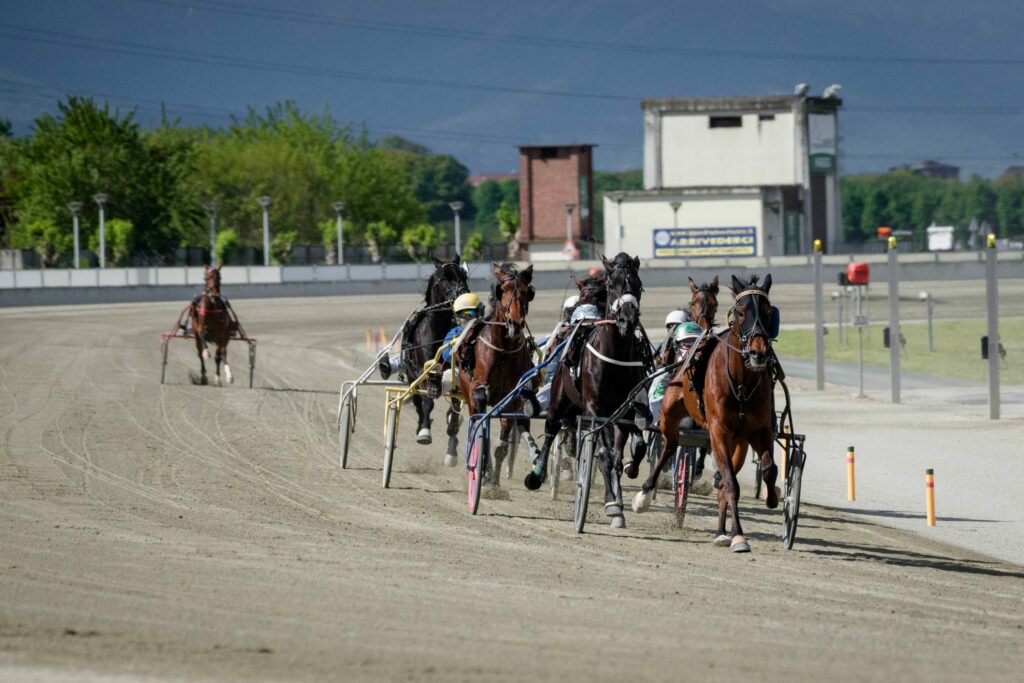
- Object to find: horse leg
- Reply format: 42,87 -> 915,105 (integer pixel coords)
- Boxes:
443,399 -> 461,467
752,429 -> 779,509
597,426 -> 626,528
709,429 -> 747,549
194,333 -> 207,385
632,393 -> 687,513
720,438 -> 748,552
523,417 -> 560,490
214,347 -> 223,386
412,394 -> 433,445
489,419 -> 514,487
221,342 -> 233,384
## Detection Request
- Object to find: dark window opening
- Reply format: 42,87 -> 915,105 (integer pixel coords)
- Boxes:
539,147 -> 559,159
709,115 -> 742,128
758,114 -> 775,121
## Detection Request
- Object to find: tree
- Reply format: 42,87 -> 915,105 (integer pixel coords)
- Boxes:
401,223 -> 442,261
462,231 -> 484,261
270,229 -> 298,264
214,228 -> 240,265
365,220 -> 398,262
402,153 -> 474,224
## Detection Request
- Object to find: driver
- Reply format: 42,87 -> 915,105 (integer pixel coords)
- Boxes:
377,292 -> 483,382
425,292 -> 484,396
648,321 -> 704,420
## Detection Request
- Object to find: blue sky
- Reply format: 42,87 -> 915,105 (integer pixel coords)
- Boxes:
2,0 -> 1023,177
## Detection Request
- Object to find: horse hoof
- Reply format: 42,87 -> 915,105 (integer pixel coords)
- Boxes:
764,485 -> 782,510
610,515 -> 626,529
202,349 -> 210,360
631,489 -> 653,514
713,534 -> 731,547
524,471 -> 543,491
623,462 -> 638,480
604,502 -> 623,517
200,376 -> 208,386
443,453 -> 457,467
416,428 -> 432,445
730,536 -> 751,553
224,365 -> 234,384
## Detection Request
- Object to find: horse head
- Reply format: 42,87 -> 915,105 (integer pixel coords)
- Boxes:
204,265 -> 221,296
688,276 -> 719,330
602,252 -> 643,335
729,274 -> 774,371
572,273 -> 608,317
490,262 -> 534,338
426,254 -> 469,307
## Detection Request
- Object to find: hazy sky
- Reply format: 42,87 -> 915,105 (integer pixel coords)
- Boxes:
2,0 -> 1023,177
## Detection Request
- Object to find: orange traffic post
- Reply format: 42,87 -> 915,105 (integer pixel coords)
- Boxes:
847,446 -> 856,501
379,327 -> 387,349
926,469 -> 936,526
365,328 -> 372,353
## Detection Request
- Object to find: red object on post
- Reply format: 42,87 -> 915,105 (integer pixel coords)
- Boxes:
847,262 -> 870,285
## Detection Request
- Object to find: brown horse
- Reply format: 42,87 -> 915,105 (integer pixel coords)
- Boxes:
190,266 -> 234,386
688,276 -> 719,331
632,274 -> 779,553
455,263 -> 536,487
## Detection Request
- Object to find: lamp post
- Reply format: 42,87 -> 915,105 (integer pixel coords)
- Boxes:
670,200 -> 681,228
564,202 -> 576,260
257,196 -> 272,266
919,291 -> 934,352
93,193 -> 108,269
832,291 -> 845,344
68,201 -> 83,269
332,201 -> 346,265
449,201 -> 464,257
203,201 -> 218,262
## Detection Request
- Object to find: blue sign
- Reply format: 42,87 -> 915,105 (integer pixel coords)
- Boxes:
652,227 -> 757,258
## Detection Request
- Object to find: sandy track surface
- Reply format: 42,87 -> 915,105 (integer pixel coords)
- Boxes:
2,290 -> 1023,682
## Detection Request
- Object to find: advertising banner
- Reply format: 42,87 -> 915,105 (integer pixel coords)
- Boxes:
652,227 -> 757,258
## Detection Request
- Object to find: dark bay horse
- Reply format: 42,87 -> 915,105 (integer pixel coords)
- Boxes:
525,253 -> 650,528
400,255 -> 469,462
190,266 -> 234,386
455,263 -> 536,487
632,275 -> 779,553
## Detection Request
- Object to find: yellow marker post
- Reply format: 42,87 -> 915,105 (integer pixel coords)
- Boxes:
986,233 -> 996,249
847,446 -> 856,501
365,328 -> 372,352
926,469 -> 936,526
379,327 -> 387,349
813,239 -> 822,252
888,235 -> 897,250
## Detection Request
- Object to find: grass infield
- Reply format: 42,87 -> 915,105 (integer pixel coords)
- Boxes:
775,318 -> 1023,386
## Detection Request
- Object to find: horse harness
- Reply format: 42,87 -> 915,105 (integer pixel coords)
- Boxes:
721,288 -> 777,420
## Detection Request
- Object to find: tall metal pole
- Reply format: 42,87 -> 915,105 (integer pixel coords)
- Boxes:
93,193 -> 108,269
887,236 -> 900,404
985,234 -> 1000,419
258,196 -> 272,266
68,201 -> 83,269
449,201 -> 464,258
856,288 -> 866,398
332,201 -> 346,265
203,201 -> 218,262
813,239 -> 824,390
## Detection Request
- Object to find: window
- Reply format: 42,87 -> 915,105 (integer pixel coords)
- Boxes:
758,114 -> 775,121
709,115 -> 742,128
539,147 -> 559,159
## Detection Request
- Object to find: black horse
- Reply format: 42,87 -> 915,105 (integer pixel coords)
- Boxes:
399,255 -> 469,464
525,253 -> 651,528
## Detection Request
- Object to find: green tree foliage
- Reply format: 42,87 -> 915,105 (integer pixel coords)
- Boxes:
462,231 -> 484,261
841,170 -> 1024,245
401,223 -> 442,261
592,170 -> 643,240
365,220 -> 398,262
0,117 -> 12,138
214,228 -> 240,265
87,218 -> 134,267
270,229 -> 298,265
495,200 -> 520,242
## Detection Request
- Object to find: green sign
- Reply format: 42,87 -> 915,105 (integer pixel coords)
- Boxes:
809,153 -> 835,172
784,211 -> 801,255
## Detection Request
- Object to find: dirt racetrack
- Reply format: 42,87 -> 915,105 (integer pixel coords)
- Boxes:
2,288 -> 1023,682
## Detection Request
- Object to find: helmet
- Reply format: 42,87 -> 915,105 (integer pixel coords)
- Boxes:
453,292 -> 482,318
570,304 -> 601,325
672,322 -> 704,344
563,295 -> 580,310
665,309 -> 687,327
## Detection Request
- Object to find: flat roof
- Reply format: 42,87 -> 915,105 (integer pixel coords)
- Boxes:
641,95 -> 842,113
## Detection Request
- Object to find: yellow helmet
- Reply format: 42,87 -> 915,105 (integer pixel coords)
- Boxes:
453,292 -> 482,317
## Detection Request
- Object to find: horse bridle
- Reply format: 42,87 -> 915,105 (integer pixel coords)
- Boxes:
606,264 -> 643,327
434,263 -> 468,303
689,285 -> 717,328
728,288 -> 772,359
491,271 -> 534,337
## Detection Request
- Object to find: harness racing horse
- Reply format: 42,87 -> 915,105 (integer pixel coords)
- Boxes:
688,276 -> 719,332
525,253 -> 651,528
400,255 -> 470,462
456,263 -> 536,488
632,275 -> 780,553
190,266 -> 235,386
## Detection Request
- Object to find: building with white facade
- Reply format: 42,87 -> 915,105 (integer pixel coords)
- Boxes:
604,93 -> 842,258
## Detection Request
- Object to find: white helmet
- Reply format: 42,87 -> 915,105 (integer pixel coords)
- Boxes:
570,304 -> 601,325
673,322 -> 704,344
665,309 -> 687,327
563,295 -> 580,310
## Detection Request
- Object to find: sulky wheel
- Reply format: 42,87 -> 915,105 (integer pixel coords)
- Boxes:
467,420 -> 488,515
382,402 -> 398,489
782,446 -> 805,550
338,394 -> 354,469
573,431 -> 596,534
673,446 -> 696,529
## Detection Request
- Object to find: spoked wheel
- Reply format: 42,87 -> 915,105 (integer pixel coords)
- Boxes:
673,446 -> 696,529
573,433 -> 596,534
160,341 -> 169,384
338,394 -> 354,469
382,402 -> 398,488
467,421 -> 488,515
506,422 -> 520,479
753,450 -> 764,501
248,343 -> 257,388
782,446 -> 805,549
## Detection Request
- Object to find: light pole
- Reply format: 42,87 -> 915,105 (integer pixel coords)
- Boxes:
919,291 -> 934,352
203,201 -> 218,262
257,196 -> 272,266
564,202 -> 576,259
93,193 -> 108,269
832,291 -> 845,344
670,200 -> 681,228
449,201 -> 464,257
68,201 -> 83,269
332,201 -> 346,265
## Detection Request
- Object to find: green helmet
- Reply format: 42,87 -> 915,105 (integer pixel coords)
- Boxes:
672,321 -> 703,344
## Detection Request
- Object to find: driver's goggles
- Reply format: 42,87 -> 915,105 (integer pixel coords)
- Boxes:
456,309 -> 479,319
